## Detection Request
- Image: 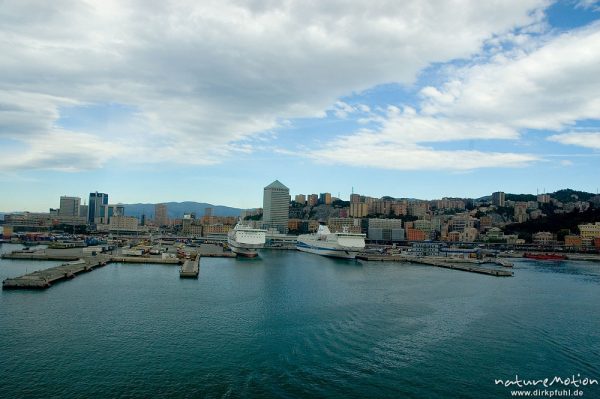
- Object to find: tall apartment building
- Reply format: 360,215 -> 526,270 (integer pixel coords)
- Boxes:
294,194 -> 306,204
308,194 -> 318,206
492,191 -> 506,207
319,193 -> 332,205
350,193 -> 361,203
263,180 -> 290,234
349,202 -> 368,217
88,192 -> 109,224
59,196 -> 81,217
514,202 -> 529,223
155,203 -> 169,226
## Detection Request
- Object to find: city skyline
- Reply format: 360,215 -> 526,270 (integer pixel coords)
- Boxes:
1,1 -> 599,211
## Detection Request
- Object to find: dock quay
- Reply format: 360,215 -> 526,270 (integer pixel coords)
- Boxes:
1,252 -> 81,261
180,255 -> 200,278
109,257 -> 181,264
200,252 -> 236,258
2,256 -> 110,290
356,255 -> 513,277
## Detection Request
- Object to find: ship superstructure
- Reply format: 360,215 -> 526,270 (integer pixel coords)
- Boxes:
227,222 -> 267,258
296,225 -> 365,259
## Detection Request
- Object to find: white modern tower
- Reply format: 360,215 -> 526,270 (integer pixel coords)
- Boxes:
263,180 -> 290,234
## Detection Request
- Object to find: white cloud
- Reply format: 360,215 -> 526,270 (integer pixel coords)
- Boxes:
548,132 -> 600,150
310,19 -> 600,171
0,0 -> 548,171
420,22 -> 600,130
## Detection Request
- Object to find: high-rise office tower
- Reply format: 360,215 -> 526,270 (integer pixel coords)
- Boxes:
88,192 -> 109,224
59,196 -> 81,216
263,180 -> 290,234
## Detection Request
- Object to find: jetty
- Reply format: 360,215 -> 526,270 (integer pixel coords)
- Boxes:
356,255 -> 513,277
2,251 -> 80,261
179,255 -> 200,278
2,256 -> 110,290
2,251 -> 191,290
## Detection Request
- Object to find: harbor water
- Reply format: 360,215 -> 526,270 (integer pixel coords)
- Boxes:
1,244 -> 599,398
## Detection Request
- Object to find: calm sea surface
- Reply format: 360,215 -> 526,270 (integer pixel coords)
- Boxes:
1,243 -> 599,398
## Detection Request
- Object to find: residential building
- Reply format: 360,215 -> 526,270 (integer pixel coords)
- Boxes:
350,194 -> 361,203
155,203 -> 169,226
514,202 -> 529,223
319,193 -> 332,205
579,222 -> 600,239
294,194 -> 306,204
537,194 -> 551,204
263,180 -> 290,234
308,194 -> 318,206
349,202 -> 368,218
564,235 -> 582,249
492,191 -> 505,207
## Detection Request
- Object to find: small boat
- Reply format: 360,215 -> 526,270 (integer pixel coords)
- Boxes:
523,253 -> 567,260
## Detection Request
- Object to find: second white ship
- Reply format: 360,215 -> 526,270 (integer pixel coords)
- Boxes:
296,225 -> 366,259
227,222 -> 267,258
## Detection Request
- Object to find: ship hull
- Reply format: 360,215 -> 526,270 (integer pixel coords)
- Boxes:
230,245 -> 259,258
296,241 -> 360,259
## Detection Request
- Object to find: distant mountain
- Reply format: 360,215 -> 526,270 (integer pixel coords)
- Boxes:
123,202 -> 242,219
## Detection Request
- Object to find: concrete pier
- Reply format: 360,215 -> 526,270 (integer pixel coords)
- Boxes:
2,256 -> 110,290
356,255 -> 513,277
1,252 -> 80,261
179,255 -> 200,278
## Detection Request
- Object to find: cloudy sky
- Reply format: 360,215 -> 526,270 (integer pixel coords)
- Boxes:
1,0 -> 599,211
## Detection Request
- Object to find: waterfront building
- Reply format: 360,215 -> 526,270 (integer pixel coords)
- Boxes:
367,218 -> 404,242
492,191 -> 505,207
564,235 -> 582,249
88,192 -> 109,224
263,180 -> 290,234
155,203 -> 169,226
406,228 -> 426,241
579,222 -> 600,239
59,196 -> 81,217
328,217 -> 362,233
409,241 -> 445,257
294,194 -> 306,204
203,224 -> 232,235
107,215 -> 139,233
531,231 -> 554,246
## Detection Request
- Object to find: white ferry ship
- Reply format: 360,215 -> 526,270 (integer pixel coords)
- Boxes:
227,222 -> 267,258
296,225 -> 366,259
